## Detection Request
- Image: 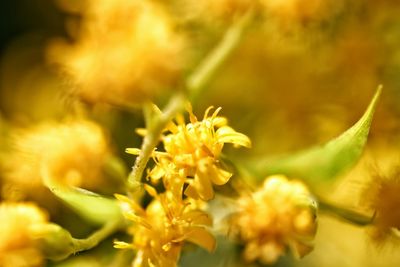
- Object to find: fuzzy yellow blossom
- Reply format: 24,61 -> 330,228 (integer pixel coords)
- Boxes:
0,202 -> 49,267
114,186 -> 215,267
363,170 -> 400,243
232,175 -> 317,264
132,106 -> 251,201
260,0 -> 344,22
4,120 -> 110,192
187,0 -> 256,20
49,0 -> 184,105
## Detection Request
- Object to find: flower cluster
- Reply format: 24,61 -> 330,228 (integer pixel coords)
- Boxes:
116,106 -> 250,266
115,186 -> 215,267
0,202 -> 49,267
3,120 -> 110,198
232,175 -> 317,264
143,106 -> 251,200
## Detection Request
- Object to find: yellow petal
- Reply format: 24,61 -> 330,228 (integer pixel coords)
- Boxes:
123,212 -> 152,229
184,184 -> 200,199
211,117 -> 227,127
114,194 -> 144,215
194,172 -> 214,201
148,165 -> 165,180
144,184 -> 158,198
216,126 -> 251,148
186,227 -> 216,252
209,166 -> 232,185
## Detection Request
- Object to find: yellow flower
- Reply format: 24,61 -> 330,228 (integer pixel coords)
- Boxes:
260,0 -> 344,22
49,0 -> 184,105
4,120 -> 110,195
133,106 -> 251,201
0,202 -> 48,267
114,186 -> 215,267
363,169 -> 400,243
232,175 -> 317,264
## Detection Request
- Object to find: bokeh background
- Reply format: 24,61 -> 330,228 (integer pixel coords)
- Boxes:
1,0 -> 400,266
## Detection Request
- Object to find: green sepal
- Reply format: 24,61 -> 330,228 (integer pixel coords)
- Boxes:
32,223 -> 77,261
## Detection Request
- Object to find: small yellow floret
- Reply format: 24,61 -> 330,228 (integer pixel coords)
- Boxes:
4,120 -> 110,193
0,202 -> 49,267
133,106 -> 251,201
233,175 -> 317,264
115,187 -> 215,267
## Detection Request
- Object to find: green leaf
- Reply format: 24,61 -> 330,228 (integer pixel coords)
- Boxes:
248,86 -> 382,184
44,178 -> 122,225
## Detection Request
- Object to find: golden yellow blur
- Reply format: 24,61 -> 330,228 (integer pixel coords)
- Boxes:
48,0 -> 184,105
1,0 -> 400,266
3,120 -> 110,198
0,202 -> 48,267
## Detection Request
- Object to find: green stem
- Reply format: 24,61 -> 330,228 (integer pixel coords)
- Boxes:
72,219 -> 123,252
126,11 -> 254,191
109,250 -> 134,267
318,200 -> 374,226
127,93 -> 185,190
187,10 -> 254,101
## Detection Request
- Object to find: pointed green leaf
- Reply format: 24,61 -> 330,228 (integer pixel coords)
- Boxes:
249,87 -> 382,184
44,178 -> 122,225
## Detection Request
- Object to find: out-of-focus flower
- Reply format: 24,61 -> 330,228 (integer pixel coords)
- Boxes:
232,175 -> 317,264
363,169 -> 400,243
260,0 -> 344,23
187,0 -> 256,20
3,120 -> 110,194
49,0 -> 184,105
129,106 -> 251,201
114,185 -> 215,267
0,202 -> 49,267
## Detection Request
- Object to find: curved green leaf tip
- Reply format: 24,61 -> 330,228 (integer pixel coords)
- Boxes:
44,178 -> 122,226
250,86 -> 382,184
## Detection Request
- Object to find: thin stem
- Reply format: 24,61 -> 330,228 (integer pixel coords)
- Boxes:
72,219 -> 123,252
187,10 -> 254,101
318,200 -> 374,226
127,93 -> 185,190
126,11 -> 254,191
